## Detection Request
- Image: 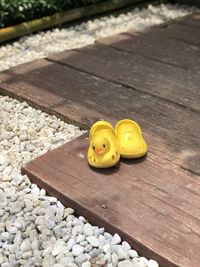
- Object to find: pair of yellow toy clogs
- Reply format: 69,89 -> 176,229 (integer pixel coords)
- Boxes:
87,119 -> 148,168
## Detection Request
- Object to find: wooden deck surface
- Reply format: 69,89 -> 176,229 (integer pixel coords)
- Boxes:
0,13 -> 200,267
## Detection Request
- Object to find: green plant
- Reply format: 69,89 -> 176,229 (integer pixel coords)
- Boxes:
0,0 -> 104,28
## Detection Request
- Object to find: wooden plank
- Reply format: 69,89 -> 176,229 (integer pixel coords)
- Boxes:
22,134 -> 200,267
174,1 -> 200,8
0,59 -> 108,128
176,13 -> 200,28
48,44 -> 200,113
0,60 -> 64,109
97,31 -> 200,72
0,58 -> 199,175
127,22 -> 200,46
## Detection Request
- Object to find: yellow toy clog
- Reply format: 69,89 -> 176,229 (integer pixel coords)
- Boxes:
115,119 -> 148,158
88,121 -> 120,168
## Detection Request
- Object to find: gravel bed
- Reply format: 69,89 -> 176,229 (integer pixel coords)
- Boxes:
0,4 -> 198,72
0,3 -> 198,266
0,96 -> 159,267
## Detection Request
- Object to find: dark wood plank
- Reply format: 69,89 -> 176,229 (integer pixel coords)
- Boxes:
175,1 -> 200,9
97,31 -> 200,72
127,22 -> 200,46
0,60 -> 64,109
0,59 -> 108,128
48,44 -> 200,113
22,134 -> 200,267
0,58 -> 199,175
176,13 -> 200,29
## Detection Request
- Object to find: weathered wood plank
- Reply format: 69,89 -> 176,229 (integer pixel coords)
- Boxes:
0,60 -> 64,109
127,22 -> 200,46
176,13 -> 200,28
48,44 -> 200,113
175,1 -> 200,9
0,59 -> 199,174
22,134 -> 200,267
97,31 -> 200,72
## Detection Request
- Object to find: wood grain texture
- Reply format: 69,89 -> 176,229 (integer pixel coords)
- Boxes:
22,134 -> 200,267
127,20 -> 200,46
97,31 -> 200,72
0,58 -> 199,174
48,44 -> 200,113
174,1 -> 200,8
0,60 -> 64,109
175,13 -> 200,28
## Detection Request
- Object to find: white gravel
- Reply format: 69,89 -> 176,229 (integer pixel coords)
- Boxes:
0,3 -> 198,266
0,4 -> 198,72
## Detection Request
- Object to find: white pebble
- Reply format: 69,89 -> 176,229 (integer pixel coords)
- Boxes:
122,241 -> 131,250
20,239 -> 31,252
103,243 -> 111,254
86,236 -> 100,247
148,259 -> 159,267
76,235 -> 85,243
67,238 -> 76,251
118,260 -> 134,267
111,233 -> 121,245
82,262 -> 91,267
117,246 -> 129,260
129,249 -> 138,258
83,223 -> 94,236
72,245 -> 84,256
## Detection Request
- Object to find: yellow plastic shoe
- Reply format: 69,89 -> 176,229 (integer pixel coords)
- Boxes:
88,121 -> 120,168
115,119 -> 148,158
